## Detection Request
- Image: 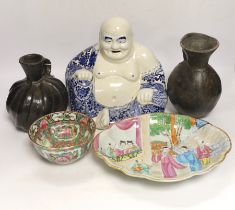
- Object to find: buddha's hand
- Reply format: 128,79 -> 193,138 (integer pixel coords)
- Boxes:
137,88 -> 153,105
96,108 -> 110,130
73,69 -> 93,81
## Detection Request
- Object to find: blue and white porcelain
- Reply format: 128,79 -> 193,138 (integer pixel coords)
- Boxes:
66,17 -> 167,129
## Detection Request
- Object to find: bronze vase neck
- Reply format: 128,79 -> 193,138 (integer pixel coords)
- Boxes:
19,54 -> 51,81
181,33 -> 219,68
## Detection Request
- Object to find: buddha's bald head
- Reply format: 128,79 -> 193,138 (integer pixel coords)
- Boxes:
100,17 -> 133,37
99,17 -> 134,61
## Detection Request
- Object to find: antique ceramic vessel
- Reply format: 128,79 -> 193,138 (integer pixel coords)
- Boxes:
6,54 -> 68,131
94,113 -> 231,182
167,33 -> 221,118
28,111 -> 96,164
66,17 -> 167,129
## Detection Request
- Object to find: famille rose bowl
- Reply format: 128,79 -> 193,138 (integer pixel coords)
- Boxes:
28,111 -> 96,164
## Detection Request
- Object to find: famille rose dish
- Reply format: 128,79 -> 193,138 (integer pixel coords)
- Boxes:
93,113 -> 231,182
28,111 -> 96,164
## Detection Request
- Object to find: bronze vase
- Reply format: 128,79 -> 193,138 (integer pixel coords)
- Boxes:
6,54 -> 68,131
167,33 -> 221,118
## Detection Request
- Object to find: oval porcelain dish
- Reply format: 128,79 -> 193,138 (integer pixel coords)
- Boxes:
93,113 -> 231,182
28,111 -> 96,164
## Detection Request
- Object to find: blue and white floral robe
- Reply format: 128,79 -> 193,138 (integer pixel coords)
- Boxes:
66,45 -> 167,122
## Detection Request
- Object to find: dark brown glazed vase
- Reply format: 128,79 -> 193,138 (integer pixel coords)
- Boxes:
6,54 -> 68,132
167,33 -> 221,118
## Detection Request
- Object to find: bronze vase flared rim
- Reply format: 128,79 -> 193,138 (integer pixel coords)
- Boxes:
19,53 -> 44,66
180,32 -> 219,53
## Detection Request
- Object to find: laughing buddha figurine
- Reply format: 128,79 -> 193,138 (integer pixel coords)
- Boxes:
66,17 -> 167,129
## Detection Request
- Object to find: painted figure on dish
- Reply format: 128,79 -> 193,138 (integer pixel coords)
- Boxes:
176,146 -> 202,172
152,147 -> 185,178
131,159 -> 150,175
196,140 -> 212,165
106,143 -> 116,159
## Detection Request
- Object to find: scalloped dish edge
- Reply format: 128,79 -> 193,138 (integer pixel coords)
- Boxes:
93,113 -> 232,182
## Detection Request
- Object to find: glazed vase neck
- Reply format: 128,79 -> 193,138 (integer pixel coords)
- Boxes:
19,54 -> 51,81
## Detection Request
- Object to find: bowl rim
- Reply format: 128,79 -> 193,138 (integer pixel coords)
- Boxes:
28,110 -> 96,151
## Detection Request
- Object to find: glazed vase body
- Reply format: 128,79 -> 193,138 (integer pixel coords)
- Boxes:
167,33 -> 221,118
6,54 -> 68,131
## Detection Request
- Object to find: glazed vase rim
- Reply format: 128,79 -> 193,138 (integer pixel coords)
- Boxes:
180,32 -> 219,54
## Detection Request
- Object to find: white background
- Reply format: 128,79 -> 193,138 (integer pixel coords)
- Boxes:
1,0 -> 235,209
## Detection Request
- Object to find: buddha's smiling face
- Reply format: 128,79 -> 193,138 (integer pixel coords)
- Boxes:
99,17 -> 133,62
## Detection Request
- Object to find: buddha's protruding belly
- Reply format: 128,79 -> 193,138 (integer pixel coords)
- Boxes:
94,76 -> 141,107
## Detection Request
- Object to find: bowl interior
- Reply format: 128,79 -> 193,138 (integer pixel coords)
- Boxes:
181,33 -> 218,52
29,112 -> 96,149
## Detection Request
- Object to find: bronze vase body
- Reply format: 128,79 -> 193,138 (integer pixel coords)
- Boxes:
167,33 -> 221,118
6,54 -> 68,131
